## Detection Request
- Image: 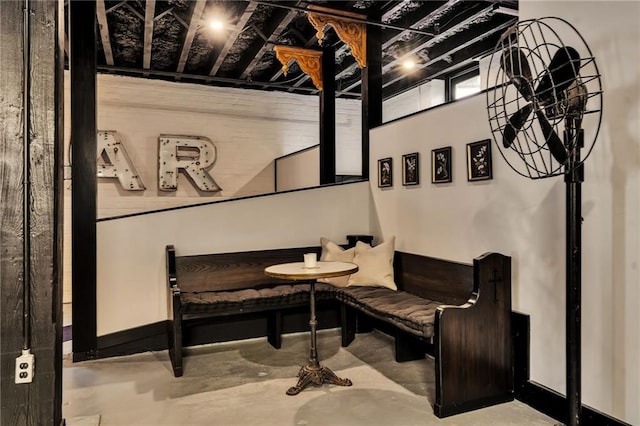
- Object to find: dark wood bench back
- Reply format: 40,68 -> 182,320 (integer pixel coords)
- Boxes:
171,246 -> 320,293
394,251 -> 473,305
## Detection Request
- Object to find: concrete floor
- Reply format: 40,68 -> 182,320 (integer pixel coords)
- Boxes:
63,329 -> 558,426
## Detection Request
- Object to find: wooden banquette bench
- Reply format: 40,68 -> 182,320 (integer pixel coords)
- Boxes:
166,244 -> 513,418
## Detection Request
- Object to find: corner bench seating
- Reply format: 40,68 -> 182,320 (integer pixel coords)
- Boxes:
166,244 -> 513,418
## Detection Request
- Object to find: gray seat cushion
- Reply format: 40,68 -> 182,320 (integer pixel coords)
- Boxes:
337,286 -> 441,339
181,283 -> 338,315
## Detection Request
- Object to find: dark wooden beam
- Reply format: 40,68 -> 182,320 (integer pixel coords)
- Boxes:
361,10 -> 383,180
320,46 -> 336,184
0,0 -> 62,423
70,0 -> 98,360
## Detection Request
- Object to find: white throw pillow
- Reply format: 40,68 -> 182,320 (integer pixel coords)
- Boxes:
347,237 -> 397,290
318,237 -> 355,287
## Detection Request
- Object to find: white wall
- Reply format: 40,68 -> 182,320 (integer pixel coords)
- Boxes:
96,181 -> 371,335
275,146 -> 320,191
369,2 -> 639,423
382,79 -> 445,123
63,73 -> 362,218
63,74 -> 362,304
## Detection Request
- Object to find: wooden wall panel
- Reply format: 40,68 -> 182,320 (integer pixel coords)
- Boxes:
0,0 -> 62,424
0,4 -> 29,422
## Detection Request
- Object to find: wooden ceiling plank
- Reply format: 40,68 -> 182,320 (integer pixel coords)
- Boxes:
143,0 -> 156,71
209,1 -> 258,76
176,0 -> 207,74
96,0 -> 114,66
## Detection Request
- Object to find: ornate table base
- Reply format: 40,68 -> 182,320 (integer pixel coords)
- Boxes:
286,362 -> 352,395
286,280 -> 352,395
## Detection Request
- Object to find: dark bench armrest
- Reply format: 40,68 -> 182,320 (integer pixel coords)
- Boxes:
166,245 -> 179,292
433,252 -> 513,417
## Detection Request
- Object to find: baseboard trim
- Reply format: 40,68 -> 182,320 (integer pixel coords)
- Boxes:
71,303 -> 341,362
518,381 -> 631,426
512,311 -> 630,426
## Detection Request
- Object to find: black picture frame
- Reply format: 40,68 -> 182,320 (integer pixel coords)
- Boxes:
402,153 -> 419,186
378,157 -> 393,188
431,147 -> 452,184
466,139 -> 492,181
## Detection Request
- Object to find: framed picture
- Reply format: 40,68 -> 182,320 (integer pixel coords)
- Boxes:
402,153 -> 419,186
431,147 -> 452,184
466,139 -> 492,181
378,157 -> 393,188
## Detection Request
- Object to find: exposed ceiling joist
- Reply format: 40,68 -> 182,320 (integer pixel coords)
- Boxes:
66,1 -> 519,100
209,2 -> 258,76
96,0 -> 114,66
143,0 -> 156,72
176,0 -> 207,75
237,4 -> 304,80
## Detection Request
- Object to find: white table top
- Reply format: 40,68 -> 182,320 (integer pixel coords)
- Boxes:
264,261 -> 358,281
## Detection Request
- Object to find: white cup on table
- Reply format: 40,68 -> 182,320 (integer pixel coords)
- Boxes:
304,253 -> 317,268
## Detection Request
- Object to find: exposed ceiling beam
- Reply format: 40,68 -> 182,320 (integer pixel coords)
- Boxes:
252,0 -> 435,37
176,0 -> 207,75
382,0 -> 458,48
124,2 -> 144,21
381,18 -> 515,91
380,1 -> 412,23
339,13 -> 511,94
105,0 -> 126,14
96,0 -> 114,66
209,2 -> 258,76
288,1 -> 454,92
98,64 -> 360,98
143,0 -> 156,72
382,4 -> 498,74
238,3 -> 304,80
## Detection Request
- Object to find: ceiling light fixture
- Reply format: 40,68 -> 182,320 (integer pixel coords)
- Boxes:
209,19 -> 224,31
403,60 -> 416,70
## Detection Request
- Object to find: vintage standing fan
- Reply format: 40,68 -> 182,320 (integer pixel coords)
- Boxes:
486,17 -> 602,426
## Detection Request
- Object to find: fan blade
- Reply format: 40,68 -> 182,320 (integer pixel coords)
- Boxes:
503,103 -> 533,148
501,47 -> 534,101
535,110 -> 568,163
535,46 -> 581,104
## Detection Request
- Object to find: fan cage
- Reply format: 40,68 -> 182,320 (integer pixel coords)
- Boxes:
486,17 -> 603,179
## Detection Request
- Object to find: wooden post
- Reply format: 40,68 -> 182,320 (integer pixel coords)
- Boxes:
320,46 -> 336,184
0,0 -> 63,424
361,11 -> 383,180
70,0 -> 98,360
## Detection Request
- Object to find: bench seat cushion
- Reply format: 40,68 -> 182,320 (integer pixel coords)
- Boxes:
337,286 -> 441,339
181,283 -> 338,315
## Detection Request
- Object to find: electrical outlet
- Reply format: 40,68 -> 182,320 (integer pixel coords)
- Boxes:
15,350 -> 34,384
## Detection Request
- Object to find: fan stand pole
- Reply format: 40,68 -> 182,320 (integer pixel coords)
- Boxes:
564,126 -> 584,426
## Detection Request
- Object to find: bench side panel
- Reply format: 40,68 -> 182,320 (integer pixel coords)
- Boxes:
394,251 -> 473,305
434,252 -> 513,417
